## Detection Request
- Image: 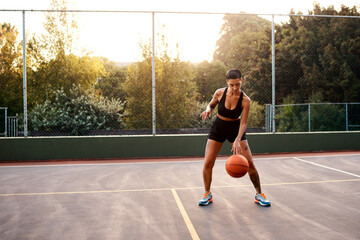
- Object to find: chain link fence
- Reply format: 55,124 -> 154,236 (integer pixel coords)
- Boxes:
1,5 -> 359,136
266,103 -> 360,132
0,107 -> 7,137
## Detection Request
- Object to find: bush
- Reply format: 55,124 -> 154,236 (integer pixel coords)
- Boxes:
248,100 -> 265,128
29,85 -> 125,135
189,101 -> 217,129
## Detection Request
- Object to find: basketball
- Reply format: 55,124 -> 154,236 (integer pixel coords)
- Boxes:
225,154 -> 249,178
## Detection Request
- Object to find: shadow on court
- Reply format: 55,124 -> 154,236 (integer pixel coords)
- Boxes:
1,152 -> 360,240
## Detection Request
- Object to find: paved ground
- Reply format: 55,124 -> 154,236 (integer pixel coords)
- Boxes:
1,152 -> 360,240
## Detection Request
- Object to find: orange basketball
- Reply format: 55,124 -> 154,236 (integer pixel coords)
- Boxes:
225,154 -> 249,178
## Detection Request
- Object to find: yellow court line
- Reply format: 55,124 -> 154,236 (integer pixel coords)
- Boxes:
171,189 -> 200,240
211,178 -> 360,189
0,188 -> 173,197
1,178 -> 360,197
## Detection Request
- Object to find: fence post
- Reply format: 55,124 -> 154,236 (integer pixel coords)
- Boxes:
22,10 -> 28,137
308,104 -> 311,132
4,107 -> 7,137
271,14 -> 276,133
265,104 -> 271,132
152,12 -> 156,135
346,103 -> 348,131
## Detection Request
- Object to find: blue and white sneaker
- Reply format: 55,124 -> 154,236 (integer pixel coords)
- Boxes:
199,192 -> 213,206
255,193 -> 271,207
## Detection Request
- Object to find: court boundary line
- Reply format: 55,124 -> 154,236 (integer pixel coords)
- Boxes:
293,157 -> 360,178
1,153 -> 359,168
171,189 -> 200,240
1,178 -> 359,197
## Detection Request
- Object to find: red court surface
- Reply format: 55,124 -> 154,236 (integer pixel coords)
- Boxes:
1,151 -> 360,239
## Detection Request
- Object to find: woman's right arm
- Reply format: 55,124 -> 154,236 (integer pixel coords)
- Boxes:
200,89 -> 222,121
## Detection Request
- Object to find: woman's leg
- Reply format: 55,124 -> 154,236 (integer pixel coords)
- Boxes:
239,140 -> 261,194
231,139 -> 271,206
203,139 -> 223,192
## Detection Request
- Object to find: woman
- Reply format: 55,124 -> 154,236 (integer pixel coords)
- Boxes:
198,69 -> 271,207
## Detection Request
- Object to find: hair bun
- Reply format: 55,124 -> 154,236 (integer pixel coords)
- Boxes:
226,69 -> 242,79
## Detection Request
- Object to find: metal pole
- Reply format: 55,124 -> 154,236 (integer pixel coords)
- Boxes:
4,107 -> 7,137
271,15 -> 276,133
345,103 -> 348,131
12,117 -> 14,137
308,104 -> 311,132
16,117 -> 19,137
22,11 -> 28,137
152,12 -> 156,135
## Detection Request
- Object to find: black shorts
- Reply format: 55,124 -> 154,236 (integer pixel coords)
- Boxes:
208,117 -> 247,143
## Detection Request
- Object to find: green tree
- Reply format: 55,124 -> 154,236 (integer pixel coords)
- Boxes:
193,60 -> 227,102
25,0 -> 106,108
214,14 -> 272,105
28,54 -> 106,107
123,37 -> 198,130
276,96 -> 308,132
276,4 -> 360,104
188,101 -> 217,129
214,13 -> 272,129
95,58 -> 127,101
310,104 -> 346,131
248,101 -> 265,128
214,13 -> 271,69
276,94 -> 348,132
41,0 -> 78,59
215,5 -> 360,107
242,29 -> 272,105
0,23 -> 23,115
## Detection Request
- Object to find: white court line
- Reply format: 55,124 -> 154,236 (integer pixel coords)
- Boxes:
171,189 -> 200,240
293,157 -> 360,178
254,153 -> 360,161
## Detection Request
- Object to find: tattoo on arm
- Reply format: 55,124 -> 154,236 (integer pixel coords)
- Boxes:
209,90 -> 220,110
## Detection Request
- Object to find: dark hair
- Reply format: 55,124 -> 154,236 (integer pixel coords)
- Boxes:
226,69 -> 242,79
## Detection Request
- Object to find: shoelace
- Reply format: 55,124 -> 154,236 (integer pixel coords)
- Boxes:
258,193 -> 267,200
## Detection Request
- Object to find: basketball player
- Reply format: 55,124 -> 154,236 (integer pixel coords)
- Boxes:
198,69 -> 271,207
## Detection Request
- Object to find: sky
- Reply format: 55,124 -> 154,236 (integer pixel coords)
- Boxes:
1,0 -> 359,63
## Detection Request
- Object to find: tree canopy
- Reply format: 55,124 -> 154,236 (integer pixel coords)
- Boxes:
214,4 -> 360,105
123,37 -> 198,130
0,23 -> 23,115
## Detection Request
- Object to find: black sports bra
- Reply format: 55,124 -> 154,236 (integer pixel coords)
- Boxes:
217,88 -> 243,119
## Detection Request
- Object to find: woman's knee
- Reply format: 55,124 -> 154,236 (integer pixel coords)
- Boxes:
203,158 -> 216,170
203,139 -> 222,170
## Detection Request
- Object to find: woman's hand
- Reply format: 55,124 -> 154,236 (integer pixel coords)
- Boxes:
231,138 -> 242,155
200,109 -> 212,121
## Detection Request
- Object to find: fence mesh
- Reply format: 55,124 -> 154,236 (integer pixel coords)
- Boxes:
0,108 -> 7,136
1,5 -> 359,136
274,103 -> 360,132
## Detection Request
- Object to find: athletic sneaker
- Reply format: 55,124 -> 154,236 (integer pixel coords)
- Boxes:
255,193 -> 271,207
199,192 -> 213,206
